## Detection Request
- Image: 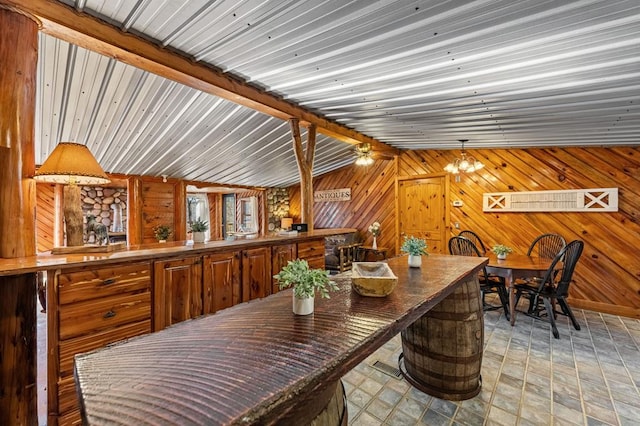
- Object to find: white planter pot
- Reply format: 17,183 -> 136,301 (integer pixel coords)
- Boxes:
408,254 -> 422,268
158,239 -> 167,243
497,253 -> 507,260
193,232 -> 206,243
292,293 -> 314,315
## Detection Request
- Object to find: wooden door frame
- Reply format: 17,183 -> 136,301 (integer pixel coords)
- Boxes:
395,173 -> 451,254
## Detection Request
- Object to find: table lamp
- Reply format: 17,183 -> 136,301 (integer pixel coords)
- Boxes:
281,217 -> 293,230
34,142 -> 110,251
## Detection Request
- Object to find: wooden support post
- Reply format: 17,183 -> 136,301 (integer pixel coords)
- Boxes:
127,176 -> 144,245
289,119 -> 316,231
0,5 -> 39,424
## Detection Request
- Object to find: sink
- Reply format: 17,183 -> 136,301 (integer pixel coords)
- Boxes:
351,262 -> 398,297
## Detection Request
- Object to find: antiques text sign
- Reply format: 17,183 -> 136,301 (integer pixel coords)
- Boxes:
314,188 -> 351,202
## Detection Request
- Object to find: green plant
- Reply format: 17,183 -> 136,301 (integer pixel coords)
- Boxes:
190,219 -> 209,232
400,235 -> 428,256
274,259 -> 338,299
153,224 -> 172,241
491,244 -> 513,255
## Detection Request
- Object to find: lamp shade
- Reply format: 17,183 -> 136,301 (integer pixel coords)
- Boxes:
281,217 -> 293,230
34,142 -> 110,185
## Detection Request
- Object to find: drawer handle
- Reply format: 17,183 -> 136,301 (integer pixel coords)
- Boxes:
102,278 -> 116,286
103,310 -> 116,319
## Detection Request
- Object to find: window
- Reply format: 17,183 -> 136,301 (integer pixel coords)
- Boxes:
187,194 -> 210,241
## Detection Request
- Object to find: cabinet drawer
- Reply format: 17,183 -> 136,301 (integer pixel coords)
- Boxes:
59,292 -> 151,340
297,239 -> 324,260
58,320 -> 150,378
58,263 -> 151,305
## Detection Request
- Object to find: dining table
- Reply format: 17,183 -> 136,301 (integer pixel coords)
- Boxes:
485,253 -> 555,326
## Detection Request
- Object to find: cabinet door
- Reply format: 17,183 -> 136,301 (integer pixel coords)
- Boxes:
271,243 -> 296,294
242,247 -> 272,302
202,250 -> 241,314
153,256 -> 202,331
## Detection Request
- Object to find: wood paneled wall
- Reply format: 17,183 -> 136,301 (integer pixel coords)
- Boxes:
289,159 -> 398,253
399,146 -> 640,318
289,146 -> 640,318
36,182 -> 56,253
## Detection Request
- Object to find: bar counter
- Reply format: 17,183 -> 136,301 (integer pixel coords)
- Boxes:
0,228 -> 355,276
74,254 -> 487,425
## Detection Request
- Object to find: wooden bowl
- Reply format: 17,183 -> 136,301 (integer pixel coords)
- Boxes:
351,262 -> 398,297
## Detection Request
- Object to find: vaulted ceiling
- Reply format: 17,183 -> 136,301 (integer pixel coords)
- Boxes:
16,0 -> 640,187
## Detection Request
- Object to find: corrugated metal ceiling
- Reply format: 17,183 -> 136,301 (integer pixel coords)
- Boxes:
35,0 -> 640,187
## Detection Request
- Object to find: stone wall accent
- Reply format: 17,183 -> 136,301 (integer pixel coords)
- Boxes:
266,187 -> 290,231
81,186 -> 127,232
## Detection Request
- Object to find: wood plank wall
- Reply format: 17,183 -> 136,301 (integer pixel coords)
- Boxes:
289,146 -> 640,318
141,180 -> 176,244
289,159 -> 398,253
35,182 -> 56,253
400,146 -> 640,318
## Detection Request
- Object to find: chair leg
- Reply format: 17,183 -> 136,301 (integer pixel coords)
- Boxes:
558,297 -> 581,331
498,286 -> 510,320
543,297 -> 560,338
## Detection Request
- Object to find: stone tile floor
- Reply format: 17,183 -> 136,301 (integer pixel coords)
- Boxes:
344,304 -> 640,425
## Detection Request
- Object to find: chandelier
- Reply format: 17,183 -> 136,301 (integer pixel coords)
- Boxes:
444,139 -> 484,174
354,142 -> 374,166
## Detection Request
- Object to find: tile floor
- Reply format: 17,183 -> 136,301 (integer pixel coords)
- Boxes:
343,304 -> 640,425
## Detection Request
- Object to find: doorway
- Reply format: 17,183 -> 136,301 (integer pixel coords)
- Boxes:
397,174 -> 450,254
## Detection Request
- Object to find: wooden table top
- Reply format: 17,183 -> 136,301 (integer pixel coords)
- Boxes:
485,253 -> 553,272
74,254 -> 487,425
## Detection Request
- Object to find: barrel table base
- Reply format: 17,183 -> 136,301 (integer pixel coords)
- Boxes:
309,380 -> 348,426
399,276 -> 484,401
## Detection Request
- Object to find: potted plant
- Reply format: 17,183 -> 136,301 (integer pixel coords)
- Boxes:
401,235 -> 428,268
153,225 -> 172,243
273,259 -> 338,315
492,244 -> 513,260
190,220 -> 209,243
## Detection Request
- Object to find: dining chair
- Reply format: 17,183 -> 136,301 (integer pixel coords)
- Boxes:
448,236 -> 510,319
515,240 -> 584,339
527,233 -> 566,259
458,230 -> 488,255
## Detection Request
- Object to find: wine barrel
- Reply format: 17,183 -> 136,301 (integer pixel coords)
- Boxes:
399,275 -> 484,400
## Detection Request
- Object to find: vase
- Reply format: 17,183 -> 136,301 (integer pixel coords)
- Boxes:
158,239 -> 167,243
408,254 -> 422,268
372,236 -> 377,250
497,253 -> 507,260
293,292 -> 314,315
193,232 -> 206,243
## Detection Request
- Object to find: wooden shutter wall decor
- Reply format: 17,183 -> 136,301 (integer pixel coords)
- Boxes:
483,188 -> 618,212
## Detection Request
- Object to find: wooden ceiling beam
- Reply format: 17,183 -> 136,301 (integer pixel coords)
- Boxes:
3,0 -> 399,156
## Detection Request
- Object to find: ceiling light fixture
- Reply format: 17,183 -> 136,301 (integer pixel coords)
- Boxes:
354,143 -> 374,166
444,139 -> 484,174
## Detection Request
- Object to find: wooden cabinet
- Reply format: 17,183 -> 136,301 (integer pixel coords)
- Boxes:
203,250 -> 241,314
48,262 -> 151,425
297,238 -> 326,269
271,243 -> 297,294
242,247 -> 272,302
153,256 -> 203,331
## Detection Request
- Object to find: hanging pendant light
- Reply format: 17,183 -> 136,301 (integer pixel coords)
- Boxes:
444,139 -> 484,174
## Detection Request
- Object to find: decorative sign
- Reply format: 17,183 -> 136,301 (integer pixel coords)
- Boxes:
314,188 -> 351,202
483,188 -> 618,212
